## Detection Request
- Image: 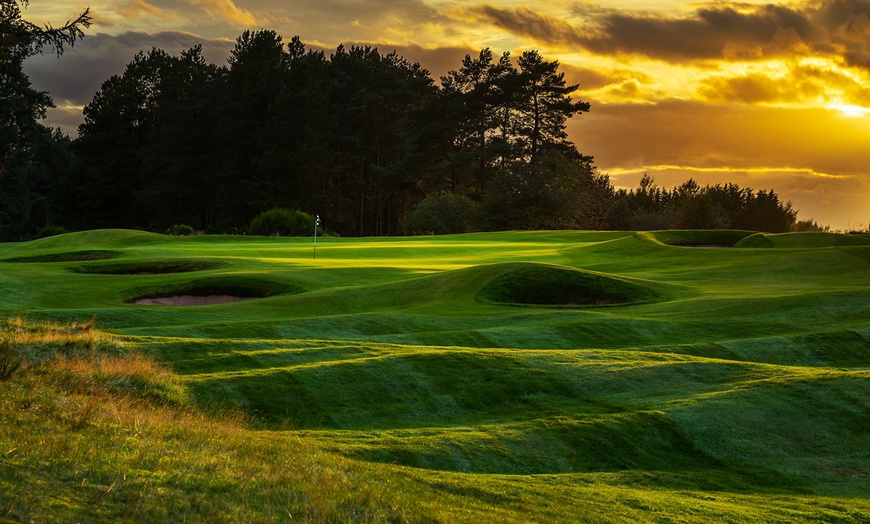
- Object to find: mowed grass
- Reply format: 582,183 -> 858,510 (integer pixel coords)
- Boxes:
1,229 -> 868,522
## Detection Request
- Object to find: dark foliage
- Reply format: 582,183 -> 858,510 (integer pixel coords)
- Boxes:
0,0 -> 90,240
402,192 -> 476,235
611,175 -> 797,233
248,208 -> 316,237
2,18 -> 801,238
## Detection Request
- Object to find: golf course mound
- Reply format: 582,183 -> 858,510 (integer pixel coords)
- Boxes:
2,249 -> 123,263
742,232 -> 870,248
126,276 -> 302,306
733,232 -> 775,248
70,259 -> 226,275
646,230 -> 755,247
477,263 -> 663,306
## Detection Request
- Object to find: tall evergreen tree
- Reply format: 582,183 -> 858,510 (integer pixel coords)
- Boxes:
439,48 -> 515,196
219,30 -> 291,227
0,0 -> 90,239
73,49 -> 173,229
142,45 -> 223,230
513,50 -> 590,164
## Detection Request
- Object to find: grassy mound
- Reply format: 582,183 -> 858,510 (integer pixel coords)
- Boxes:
734,232 -> 870,249
733,232 -> 775,248
646,230 -> 755,247
477,263 -> 663,306
764,232 -> 870,248
2,250 -> 122,263
69,259 -> 226,275
124,276 -> 302,304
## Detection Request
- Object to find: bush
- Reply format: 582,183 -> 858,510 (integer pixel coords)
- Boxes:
792,219 -> 829,233
248,209 -> 316,237
36,225 -> 68,238
166,224 -> 195,236
403,193 -> 475,235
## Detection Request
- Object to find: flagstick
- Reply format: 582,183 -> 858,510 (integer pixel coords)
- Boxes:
314,215 -> 320,260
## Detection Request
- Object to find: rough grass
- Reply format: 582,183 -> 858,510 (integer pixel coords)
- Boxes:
1,229 -> 868,522
3,319 -> 868,522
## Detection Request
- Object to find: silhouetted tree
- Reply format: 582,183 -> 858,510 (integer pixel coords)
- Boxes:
481,151 -> 604,231
439,48 -> 515,196
0,0 -> 90,239
326,44 -> 434,235
218,30 -> 291,227
513,50 -> 589,164
73,49 -> 173,229
141,45 -> 223,230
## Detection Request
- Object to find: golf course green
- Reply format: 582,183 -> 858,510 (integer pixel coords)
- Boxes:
1,228 -> 868,522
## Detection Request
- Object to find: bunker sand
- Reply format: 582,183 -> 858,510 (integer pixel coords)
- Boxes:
131,295 -> 255,306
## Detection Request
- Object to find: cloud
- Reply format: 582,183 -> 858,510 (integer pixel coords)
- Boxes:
697,60 -> 870,106
461,5 -> 578,46
572,99 -> 870,175
116,0 -> 179,21
463,1 -> 870,68
188,0 -> 259,27
23,31 -> 234,129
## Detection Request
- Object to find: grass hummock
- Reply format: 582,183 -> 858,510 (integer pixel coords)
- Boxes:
477,262 -> 664,306
646,229 -> 755,247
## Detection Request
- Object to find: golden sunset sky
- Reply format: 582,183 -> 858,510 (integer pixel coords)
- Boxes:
24,0 -> 870,230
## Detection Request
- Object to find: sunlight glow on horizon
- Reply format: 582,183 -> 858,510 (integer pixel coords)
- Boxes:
826,103 -> 870,118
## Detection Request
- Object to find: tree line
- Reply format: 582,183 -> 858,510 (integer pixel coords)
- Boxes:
2,10 -> 801,240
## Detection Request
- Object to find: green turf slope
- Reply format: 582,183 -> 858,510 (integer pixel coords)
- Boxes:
1,229 -> 868,522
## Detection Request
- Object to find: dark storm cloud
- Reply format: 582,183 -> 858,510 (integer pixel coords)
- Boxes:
23,31 -> 235,107
467,1 -> 870,67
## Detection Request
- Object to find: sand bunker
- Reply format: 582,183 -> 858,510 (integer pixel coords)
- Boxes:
131,295 -> 256,306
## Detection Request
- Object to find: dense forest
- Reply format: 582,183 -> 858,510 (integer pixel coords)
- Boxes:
2,5 -> 802,240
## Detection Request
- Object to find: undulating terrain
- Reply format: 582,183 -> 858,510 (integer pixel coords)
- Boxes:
1,229 -> 868,522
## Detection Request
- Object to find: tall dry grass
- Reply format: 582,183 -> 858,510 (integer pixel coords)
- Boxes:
1,317 -> 416,522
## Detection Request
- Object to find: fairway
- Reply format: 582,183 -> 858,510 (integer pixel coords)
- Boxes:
1,229 -> 869,522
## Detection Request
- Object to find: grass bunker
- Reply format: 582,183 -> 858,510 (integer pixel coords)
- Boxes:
646,230 -> 755,248
2,250 -> 122,263
70,259 -> 226,275
477,263 -> 663,306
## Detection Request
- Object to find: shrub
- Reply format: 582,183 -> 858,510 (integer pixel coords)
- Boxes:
0,340 -> 23,381
403,192 -> 476,235
792,219 -> 830,233
166,224 -> 195,236
248,209 -> 316,237
36,225 -> 68,238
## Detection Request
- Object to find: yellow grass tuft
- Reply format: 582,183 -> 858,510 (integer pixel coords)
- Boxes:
1,315 -> 111,352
